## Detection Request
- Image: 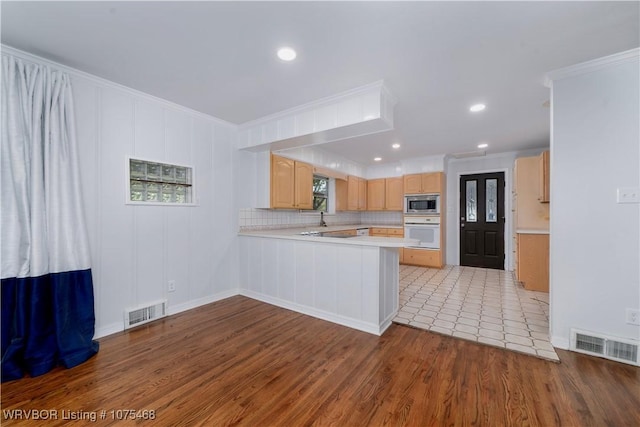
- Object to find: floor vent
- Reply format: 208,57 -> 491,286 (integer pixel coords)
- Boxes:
571,329 -> 639,366
124,300 -> 167,329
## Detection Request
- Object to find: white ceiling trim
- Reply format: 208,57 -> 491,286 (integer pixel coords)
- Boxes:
544,48 -> 640,88
0,44 -> 237,128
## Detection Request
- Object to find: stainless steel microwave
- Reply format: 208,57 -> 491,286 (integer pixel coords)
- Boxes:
404,194 -> 440,215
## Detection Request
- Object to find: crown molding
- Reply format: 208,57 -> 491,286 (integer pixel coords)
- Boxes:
1,44 -> 237,128
544,48 -> 639,88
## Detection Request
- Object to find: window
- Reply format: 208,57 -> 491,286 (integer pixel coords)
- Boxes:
128,158 -> 193,204
313,175 -> 329,212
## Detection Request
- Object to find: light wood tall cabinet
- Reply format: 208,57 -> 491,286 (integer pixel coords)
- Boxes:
514,154 -> 550,292
270,154 -> 313,209
366,177 -> 403,211
401,171 -> 446,269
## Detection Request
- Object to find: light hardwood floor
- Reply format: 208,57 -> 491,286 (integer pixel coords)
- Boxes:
2,296 -> 639,426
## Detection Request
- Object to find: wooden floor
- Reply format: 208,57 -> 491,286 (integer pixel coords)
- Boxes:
2,296 -> 639,426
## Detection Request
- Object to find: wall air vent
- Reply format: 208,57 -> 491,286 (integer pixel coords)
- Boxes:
571,329 -> 639,366
124,300 -> 167,329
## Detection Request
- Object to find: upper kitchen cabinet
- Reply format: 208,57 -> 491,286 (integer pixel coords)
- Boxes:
270,154 -> 313,209
539,150 -> 550,203
347,175 -> 367,211
367,177 -> 403,211
514,156 -> 550,229
403,172 -> 443,194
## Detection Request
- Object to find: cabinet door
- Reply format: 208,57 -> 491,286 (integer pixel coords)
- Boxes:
347,176 -> 360,211
387,228 -> 404,237
517,234 -> 549,292
294,161 -> 314,209
403,174 -> 423,194
271,154 -> 295,208
421,172 -> 442,193
358,177 -> 367,210
369,228 -> 388,236
403,248 -> 442,268
335,179 -> 348,211
367,179 -> 386,211
385,177 -> 404,210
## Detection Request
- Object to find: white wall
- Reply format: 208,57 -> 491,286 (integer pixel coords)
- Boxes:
444,149 -> 546,268
365,154 -> 446,179
549,52 -> 640,347
4,48 -> 241,338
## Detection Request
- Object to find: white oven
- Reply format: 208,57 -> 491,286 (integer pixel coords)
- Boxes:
404,216 -> 440,249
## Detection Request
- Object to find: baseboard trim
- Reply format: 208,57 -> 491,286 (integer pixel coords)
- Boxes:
168,289 -> 239,316
239,289 -> 385,336
94,288 -> 240,340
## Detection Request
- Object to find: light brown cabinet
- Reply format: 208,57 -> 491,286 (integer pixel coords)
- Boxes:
335,178 -> 348,211
514,156 -> 550,230
369,227 -> 404,237
367,179 -> 386,210
514,154 -> 550,292
386,177 -> 404,210
402,248 -> 442,268
403,172 -> 443,194
539,150 -> 550,203
516,233 -> 549,292
347,176 -> 367,211
366,177 -> 403,211
270,154 -> 313,209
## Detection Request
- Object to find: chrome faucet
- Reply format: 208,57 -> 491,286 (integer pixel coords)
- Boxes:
320,211 -> 327,227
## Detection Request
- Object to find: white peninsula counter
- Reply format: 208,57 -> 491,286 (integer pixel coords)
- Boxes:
238,227 -> 418,335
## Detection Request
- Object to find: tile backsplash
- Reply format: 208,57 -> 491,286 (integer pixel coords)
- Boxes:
239,209 -> 403,230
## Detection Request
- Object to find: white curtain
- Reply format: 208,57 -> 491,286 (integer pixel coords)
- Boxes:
1,55 -> 91,279
1,54 -> 98,382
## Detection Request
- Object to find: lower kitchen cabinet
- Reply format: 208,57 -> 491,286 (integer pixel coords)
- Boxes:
516,233 -> 549,292
369,227 -> 404,237
402,248 -> 442,268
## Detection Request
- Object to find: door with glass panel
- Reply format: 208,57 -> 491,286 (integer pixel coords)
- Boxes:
460,172 -> 505,269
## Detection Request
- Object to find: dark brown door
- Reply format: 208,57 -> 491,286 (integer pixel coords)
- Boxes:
460,172 -> 505,269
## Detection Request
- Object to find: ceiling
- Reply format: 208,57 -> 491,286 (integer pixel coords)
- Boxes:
2,1 -> 638,165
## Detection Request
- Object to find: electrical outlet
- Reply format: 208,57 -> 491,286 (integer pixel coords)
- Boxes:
168,280 -> 176,293
626,308 -> 640,326
617,187 -> 640,204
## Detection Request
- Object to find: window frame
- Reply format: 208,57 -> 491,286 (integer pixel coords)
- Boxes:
312,174 -> 329,212
125,156 -> 197,206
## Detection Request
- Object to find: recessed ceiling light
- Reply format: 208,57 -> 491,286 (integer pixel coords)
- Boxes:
277,47 -> 296,61
470,103 -> 486,112
374,157 -> 382,162
478,143 -> 489,149
392,143 -> 401,149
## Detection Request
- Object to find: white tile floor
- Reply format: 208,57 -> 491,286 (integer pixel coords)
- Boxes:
394,265 -> 559,362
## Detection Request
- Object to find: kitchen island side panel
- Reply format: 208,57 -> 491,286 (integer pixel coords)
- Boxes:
238,235 -> 399,335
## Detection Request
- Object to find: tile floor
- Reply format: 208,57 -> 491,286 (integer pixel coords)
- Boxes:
394,265 -> 559,362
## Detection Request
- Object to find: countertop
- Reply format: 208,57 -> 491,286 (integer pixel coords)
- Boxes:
516,229 -> 550,235
238,224 -> 416,247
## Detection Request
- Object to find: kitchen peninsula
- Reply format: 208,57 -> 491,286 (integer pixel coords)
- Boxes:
238,226 -> 418,335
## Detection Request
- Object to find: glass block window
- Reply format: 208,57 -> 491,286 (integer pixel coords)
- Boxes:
128,158 -> 193,204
